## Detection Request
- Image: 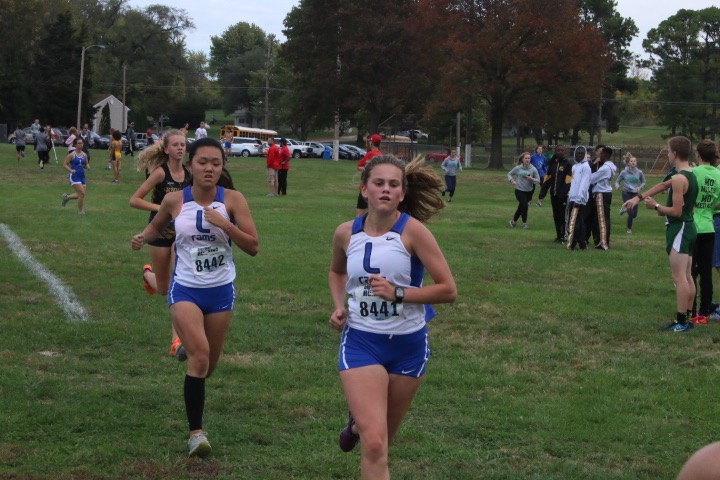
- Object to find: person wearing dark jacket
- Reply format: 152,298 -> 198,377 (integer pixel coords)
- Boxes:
539,145 -> 572,242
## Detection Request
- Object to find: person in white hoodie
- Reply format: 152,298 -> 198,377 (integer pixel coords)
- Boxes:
589,146 -> 617,250
566,146 -> 591,250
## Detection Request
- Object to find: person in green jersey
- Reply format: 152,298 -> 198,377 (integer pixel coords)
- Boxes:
689,139 -> 720,324
623,136 -> 699,332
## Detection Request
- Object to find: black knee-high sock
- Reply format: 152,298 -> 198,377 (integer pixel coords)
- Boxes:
184,375 -> 206,431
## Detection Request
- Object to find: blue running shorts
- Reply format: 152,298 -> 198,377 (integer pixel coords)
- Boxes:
338,325 -> 430,378
167,281 -> 235,314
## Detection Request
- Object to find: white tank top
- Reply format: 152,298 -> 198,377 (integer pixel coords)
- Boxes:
172,186 -> 235,288
345,213 -> 427,335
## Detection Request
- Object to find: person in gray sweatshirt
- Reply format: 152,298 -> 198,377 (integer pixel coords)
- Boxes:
507,152 -> 540,228
614,153 -> 646,234
589,146 -> 617,250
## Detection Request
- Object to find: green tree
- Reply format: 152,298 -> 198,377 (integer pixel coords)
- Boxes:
576,0 -> 639,145
100,103 -> 111,134
643,7 -> 720,139
209,22 -> 269,121
282,0 -> 422,136
35,11 -> 86,127
0,0 -> 47,124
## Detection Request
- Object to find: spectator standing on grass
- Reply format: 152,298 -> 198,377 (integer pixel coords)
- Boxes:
30,119 -> 41,135
265,136 -> 280,196
539,146 -> 572,242
179,123 -> 189,136
566,146 -> 591,250
35,126 -> 51,169
65,127 -> 77,153
589,146 -> 617,250
79,124 -> 93,163
130,129 -> 192,360
277,138 -> 291,195
530,145 -> 547,206
13,124 -> 26,163
147,126 -> 155,146
125,122 -> 136,156
355,134 -> 383,216
195,121 -> 207,140
61,137 -> 90,214
689,140 -> 720,324
441,149 -> 462,202
131,137 -> 259,458
328,154 -> 456,479
614,153 -> 646,234
622,136 -> 698,332
507,152 -> 540,229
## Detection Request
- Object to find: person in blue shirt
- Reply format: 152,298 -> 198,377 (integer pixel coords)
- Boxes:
530,145 -> 548,206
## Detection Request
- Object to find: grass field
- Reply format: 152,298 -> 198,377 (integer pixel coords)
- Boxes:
1,144 -> 719,480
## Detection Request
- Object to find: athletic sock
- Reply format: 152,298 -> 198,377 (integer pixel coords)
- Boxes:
184,375 -> 206,431
678,312 -> 688,325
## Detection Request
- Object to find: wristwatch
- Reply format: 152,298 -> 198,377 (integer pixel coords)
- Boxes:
654,204 -> 660,211
394,287 -> 405,303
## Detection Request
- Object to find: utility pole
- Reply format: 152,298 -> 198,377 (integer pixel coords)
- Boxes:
264,35 -> 275,130
122,63 -> 127,131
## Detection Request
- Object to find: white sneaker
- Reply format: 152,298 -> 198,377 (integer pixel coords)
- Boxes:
509,220 -> 516,228
187,431 -> 211,457
626,229 -> 632,234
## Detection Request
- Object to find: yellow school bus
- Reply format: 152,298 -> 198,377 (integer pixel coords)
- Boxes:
220,125 -> 278,142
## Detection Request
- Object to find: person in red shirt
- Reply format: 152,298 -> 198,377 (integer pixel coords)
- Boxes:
278,139 -> 292,195
355,134 -> 383,216
265,137 -> 280,196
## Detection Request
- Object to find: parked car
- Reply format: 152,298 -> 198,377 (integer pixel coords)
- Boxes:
260,141 -> 270,156
337,144 -> 359,160
425,149 -> 463,163
284,138 -> 313,158
231,137 -> 262,157
7,127 -> 35,144
396,129 -> 428,140
303,141 -> 325,158
342,144 -> 367,158
49,128 -> 66,146
88,130 -> 109,149
100,134 -> 129,150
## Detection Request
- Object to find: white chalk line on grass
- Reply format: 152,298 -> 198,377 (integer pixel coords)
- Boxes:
0,223 -> 89,322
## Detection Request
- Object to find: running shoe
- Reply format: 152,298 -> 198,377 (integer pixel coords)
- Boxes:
522,223 -> 529,229
170,338 -> 188,362
175,343 -> 188,362
536,201 -> 543,207
187,431 -> 211,458
142,264 -> 156,295
61,193 -> 69,207
338,412 -> 359,452
691,315 -> 708,325
659,321 -> 694,332
509,220 -> 516,228
708,312 -> 720,322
